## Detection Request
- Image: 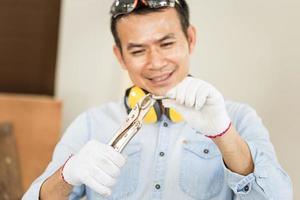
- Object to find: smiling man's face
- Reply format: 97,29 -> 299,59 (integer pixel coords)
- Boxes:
113,8 -> 196,95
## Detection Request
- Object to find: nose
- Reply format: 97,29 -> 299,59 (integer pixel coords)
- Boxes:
148,47 -> 167,70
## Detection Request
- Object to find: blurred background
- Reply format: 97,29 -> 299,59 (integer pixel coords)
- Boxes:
0,0 -> 299,199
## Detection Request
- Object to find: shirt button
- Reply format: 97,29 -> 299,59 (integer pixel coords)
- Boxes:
163,122 -> 168,127
159,152 -> 165,157
244,185 -> 249,192
155,184 -> 161,189
203,149 -> 209,154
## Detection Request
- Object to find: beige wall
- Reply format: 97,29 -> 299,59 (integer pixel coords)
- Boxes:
56,0 -> 300,198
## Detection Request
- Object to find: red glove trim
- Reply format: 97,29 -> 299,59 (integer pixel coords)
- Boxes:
60,154 -> 74,185
205,122 -> 232,139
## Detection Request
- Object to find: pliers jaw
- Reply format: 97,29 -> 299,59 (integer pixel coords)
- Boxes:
109,93 -> 160,152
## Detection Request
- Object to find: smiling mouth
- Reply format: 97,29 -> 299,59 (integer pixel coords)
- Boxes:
148,71 -> 174,84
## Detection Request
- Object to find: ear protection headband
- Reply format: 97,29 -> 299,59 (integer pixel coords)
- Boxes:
124,86 -> 183,123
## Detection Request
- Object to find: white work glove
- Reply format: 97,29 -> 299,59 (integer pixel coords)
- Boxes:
61,140 -> 126,197
163,77 -> 231,137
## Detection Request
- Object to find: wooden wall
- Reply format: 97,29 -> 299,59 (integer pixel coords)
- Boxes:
0,0 -> 61,95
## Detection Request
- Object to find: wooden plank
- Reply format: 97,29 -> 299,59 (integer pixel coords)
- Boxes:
0,94 -> 61,191
0,123 -> 23,200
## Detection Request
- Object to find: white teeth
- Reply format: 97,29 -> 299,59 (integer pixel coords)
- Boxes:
151,74 -> 170,82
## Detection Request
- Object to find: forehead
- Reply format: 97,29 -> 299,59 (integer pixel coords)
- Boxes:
116,8 -> 183,45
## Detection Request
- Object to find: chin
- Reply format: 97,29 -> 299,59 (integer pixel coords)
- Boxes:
148,87 -> 169,96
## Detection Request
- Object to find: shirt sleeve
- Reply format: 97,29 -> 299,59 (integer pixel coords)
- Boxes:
22,112 -> 91,200
224,103 -> 293,200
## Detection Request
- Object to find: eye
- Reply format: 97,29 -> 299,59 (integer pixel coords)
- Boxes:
161,41 -> 175,48
130,49 -> 146,56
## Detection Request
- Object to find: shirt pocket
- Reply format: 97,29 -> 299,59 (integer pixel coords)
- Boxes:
88,143 -> 142,200
179,141 -> 224,200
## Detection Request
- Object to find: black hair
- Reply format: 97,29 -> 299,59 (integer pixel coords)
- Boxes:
110,0 -> 190,51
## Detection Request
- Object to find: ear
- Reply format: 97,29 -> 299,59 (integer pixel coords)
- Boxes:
113,45 -> 128,70
186,25 -> 197,54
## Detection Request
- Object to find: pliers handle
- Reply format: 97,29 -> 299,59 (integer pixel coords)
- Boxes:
109,93 -> 163,152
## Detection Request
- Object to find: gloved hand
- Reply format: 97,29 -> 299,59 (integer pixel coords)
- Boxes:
61,140 -> 126,197
163,77 -> 231,137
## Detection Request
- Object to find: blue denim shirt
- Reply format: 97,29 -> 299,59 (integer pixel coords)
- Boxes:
23,100 -> 293,200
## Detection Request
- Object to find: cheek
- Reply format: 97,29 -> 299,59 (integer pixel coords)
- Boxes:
167,42 -> 190,61
123,61 -> 144,81
123,56 -> 147,72
127,67 -> 141,78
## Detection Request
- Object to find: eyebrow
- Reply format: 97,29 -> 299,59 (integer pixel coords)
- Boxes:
127,33 -> 176,51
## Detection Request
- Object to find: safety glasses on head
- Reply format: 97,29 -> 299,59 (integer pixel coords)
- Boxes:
110,0 -> 180,18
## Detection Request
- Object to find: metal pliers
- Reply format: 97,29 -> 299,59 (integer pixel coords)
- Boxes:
108,93 -> 165,152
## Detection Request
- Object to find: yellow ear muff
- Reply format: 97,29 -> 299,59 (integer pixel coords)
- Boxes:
127,86 -> 158,123
166,107 -> 183,123
126,86 -> 183,123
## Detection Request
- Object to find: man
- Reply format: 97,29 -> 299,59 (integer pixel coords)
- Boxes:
23,0 -> 293,199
